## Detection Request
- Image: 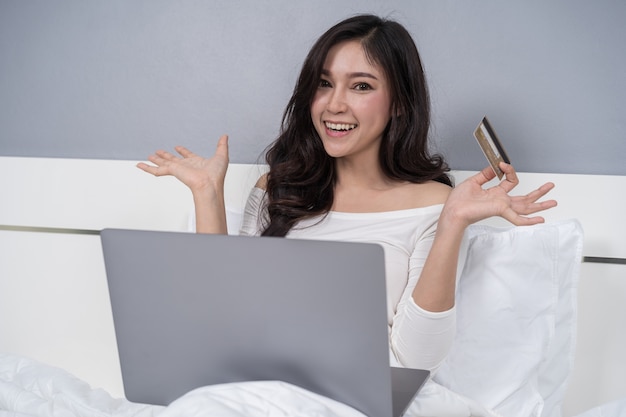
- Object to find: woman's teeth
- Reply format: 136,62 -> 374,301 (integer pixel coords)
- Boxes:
325,122 -> 357,131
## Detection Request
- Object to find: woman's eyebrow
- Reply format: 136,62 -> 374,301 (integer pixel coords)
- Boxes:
321,69 -> 379,80
349,71 -> 379,80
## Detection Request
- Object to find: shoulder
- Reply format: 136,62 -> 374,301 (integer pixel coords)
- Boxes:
418,180 -> 452,204
254,173 -> 268,190
396,180 -> 451,209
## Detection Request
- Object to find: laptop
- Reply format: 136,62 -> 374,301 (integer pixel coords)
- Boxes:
101,229 -> 429,417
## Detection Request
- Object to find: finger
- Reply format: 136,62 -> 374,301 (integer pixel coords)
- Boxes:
136,162 -> 160,176
136,162 -> 154,174
514,215 -> 546,226
469,165 -> 497,186
513,199 -> 558,216
154,149 -> 178,161
534,199 -> 558,211
175,146 -> 196,158
526,182 -> 555,202
502,207 -> 546,226
498,163 -> 519,193
215,134 -> 230,161
147,154 -> 167,166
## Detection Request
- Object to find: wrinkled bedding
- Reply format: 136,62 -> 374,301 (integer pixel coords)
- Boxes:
0,353 -> 360,417
1,353 -> 500,417
2,354 -> 625,417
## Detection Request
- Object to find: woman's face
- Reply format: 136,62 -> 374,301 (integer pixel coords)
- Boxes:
310,40 -> 392,163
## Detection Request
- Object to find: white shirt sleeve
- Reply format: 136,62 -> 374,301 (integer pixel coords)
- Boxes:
391,298 -> 456,371
239,187 -> 268,236
389,224 -> 468,372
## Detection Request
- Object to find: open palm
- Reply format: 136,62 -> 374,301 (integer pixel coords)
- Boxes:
137,135 -> 229,193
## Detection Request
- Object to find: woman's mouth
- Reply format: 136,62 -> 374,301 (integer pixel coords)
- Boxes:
324,122 -> 357,132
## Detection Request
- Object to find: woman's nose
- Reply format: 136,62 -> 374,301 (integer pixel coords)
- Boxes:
326,89 -> 347,113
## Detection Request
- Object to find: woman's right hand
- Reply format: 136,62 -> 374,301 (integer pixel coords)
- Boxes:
137,135 -> 230,194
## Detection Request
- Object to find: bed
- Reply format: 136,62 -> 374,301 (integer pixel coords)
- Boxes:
1,156 -> 625,416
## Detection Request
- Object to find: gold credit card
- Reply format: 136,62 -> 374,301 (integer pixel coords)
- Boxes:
473,116 -> 511,179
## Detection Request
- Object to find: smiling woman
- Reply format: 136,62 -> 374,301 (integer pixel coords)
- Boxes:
139,11 -> 556,365
136,13 -> 558,413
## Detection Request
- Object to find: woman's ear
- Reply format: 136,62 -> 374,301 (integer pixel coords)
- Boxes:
392,103 -> 403,117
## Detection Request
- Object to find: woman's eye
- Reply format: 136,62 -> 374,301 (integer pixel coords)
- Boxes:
319,79 -> 332,88
354,82 -> 372,91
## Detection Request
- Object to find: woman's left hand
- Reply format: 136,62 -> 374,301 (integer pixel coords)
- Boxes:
442,162 -> 557,228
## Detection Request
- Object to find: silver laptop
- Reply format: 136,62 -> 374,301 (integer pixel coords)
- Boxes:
101,229 -> 429,417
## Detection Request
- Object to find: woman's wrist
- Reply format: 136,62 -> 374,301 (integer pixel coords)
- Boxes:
191,183 -> 227,234
437,204 -> 471,236
190,180 -> 224,202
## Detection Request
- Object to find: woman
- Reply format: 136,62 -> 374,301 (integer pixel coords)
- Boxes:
137,14 -> 556,371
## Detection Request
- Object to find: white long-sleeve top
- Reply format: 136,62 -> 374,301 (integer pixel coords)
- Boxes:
239,187 -> 463,371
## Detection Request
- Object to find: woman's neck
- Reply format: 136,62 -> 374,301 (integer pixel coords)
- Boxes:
334,155 -> 394,191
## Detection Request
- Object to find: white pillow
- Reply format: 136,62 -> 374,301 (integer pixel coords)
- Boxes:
536,220 -> 583,417
433,220 -> 584,417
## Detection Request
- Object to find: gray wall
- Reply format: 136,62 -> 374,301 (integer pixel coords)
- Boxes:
1,0 -> 624,175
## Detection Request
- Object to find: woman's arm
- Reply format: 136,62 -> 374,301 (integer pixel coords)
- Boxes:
137,135 -> 230,234
412,163 -> 557,312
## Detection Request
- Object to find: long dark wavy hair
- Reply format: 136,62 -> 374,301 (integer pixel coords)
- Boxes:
262,14 -> 451,237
